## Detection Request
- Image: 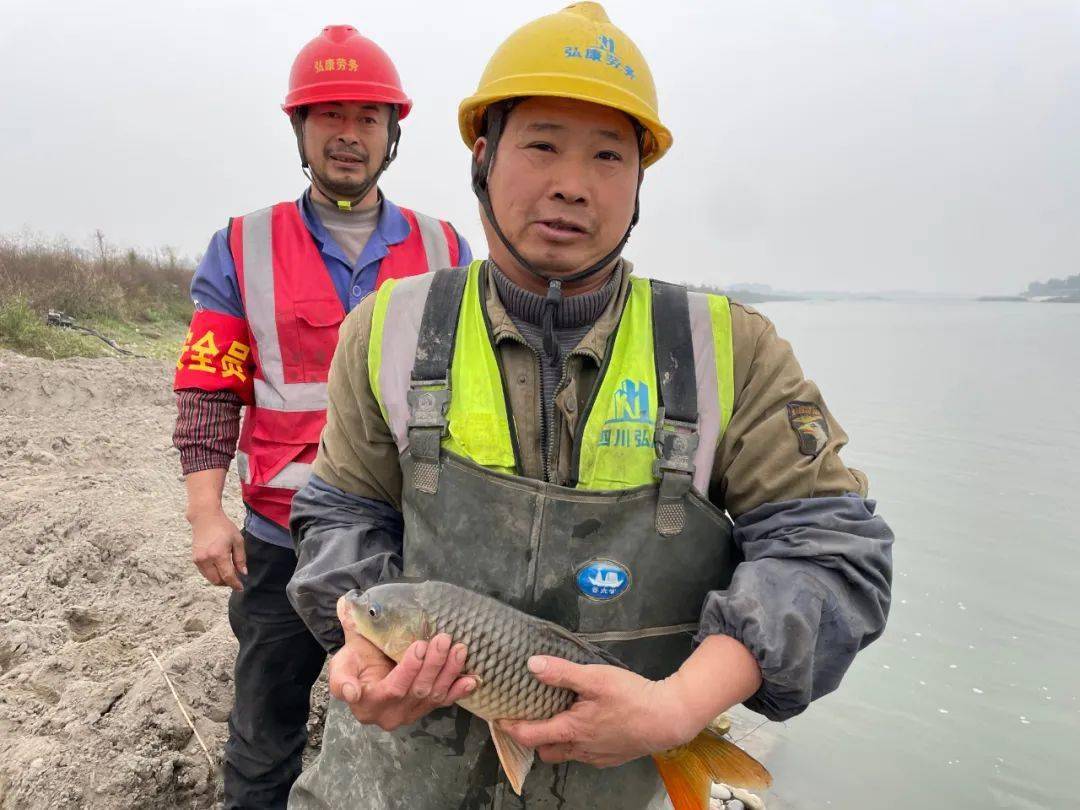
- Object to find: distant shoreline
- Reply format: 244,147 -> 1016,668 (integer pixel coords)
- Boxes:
722,292 -> 807,304
733,293 -> 1079,304
695,284 -> 1080,304
978,295 -> 1080,304
719,292 -> 1080,304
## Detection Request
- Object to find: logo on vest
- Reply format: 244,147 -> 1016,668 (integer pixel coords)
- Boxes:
575,559 -> 632,602
599,379 -> 653,449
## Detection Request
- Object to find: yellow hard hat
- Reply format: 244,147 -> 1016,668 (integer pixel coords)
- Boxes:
458,2 -> 673,168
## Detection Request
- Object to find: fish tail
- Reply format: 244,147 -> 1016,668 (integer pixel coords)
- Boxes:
651,729 -> 771,810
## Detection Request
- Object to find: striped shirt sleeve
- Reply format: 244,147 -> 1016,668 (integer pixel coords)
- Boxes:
173,388 -> 244,474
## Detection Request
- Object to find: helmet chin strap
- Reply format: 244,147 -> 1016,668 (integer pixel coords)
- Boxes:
471,101 -> 644,365
292,106 -> 401,211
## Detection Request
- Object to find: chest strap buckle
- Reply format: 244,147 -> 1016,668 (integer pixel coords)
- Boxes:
652,407 -> 699,537
407,379 -> 450,494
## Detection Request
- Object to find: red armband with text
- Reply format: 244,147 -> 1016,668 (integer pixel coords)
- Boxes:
173,309 -> 255,403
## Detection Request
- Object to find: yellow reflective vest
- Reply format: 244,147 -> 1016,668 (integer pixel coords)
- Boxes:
368,260 -> 734,493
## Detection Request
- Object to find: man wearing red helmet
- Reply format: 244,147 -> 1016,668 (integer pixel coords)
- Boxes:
172,25 -> 471,808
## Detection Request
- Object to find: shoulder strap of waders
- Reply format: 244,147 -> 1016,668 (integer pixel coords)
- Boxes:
407,268 -> 469,494
650,280 -> 699,537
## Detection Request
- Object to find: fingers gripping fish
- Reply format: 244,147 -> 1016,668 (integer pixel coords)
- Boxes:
345,580 -> 771,810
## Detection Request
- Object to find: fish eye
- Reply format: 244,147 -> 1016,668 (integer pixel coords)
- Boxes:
367,602 -> 381,620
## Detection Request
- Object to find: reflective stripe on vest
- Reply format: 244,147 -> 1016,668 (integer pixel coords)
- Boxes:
413,210 -> 453,274
234,450 -> 314,490
368,272 -> 438,446
370,261 -> 736,494
239,205 -> 334,413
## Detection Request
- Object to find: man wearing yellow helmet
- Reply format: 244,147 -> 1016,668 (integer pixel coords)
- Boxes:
285,4 -> 892,808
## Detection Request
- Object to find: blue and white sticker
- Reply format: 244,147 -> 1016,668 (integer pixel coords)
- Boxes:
575,559 -> 632,602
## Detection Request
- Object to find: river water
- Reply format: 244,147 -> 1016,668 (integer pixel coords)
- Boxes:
747,300 -> 1080,809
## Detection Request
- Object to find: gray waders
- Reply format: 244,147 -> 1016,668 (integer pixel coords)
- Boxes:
290,270 -> 740,810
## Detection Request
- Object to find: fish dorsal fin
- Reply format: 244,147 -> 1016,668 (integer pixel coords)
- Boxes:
531,616 -> 629,670
488,720 -> 534,796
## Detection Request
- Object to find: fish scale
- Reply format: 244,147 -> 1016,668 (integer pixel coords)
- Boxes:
413,581 -> 601,720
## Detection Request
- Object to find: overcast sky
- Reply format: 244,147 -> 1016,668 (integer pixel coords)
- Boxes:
2,0 -> 1077,294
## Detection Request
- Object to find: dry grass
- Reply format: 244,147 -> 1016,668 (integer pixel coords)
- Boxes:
0,232 -> 194,359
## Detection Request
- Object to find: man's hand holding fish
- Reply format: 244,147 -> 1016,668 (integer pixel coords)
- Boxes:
327,594 -> 477,731
500,634 -> 762,769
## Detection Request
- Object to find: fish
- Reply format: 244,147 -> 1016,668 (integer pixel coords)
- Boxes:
344,579 -> 771,809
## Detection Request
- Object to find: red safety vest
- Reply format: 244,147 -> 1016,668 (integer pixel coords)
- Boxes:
229,201 -> 459,528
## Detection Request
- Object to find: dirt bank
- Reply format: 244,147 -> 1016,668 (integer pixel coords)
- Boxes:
0,350 -> 327,808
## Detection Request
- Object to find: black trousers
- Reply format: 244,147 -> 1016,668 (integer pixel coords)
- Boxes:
224,531 -> 326,810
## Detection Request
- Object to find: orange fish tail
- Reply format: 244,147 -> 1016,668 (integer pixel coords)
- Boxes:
651,730 -> 772,810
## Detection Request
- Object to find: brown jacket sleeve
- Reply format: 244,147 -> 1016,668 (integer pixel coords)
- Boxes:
312,295 -> 403,509
714,301 -> 868,517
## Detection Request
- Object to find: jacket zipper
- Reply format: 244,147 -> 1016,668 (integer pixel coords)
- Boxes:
504,330 -> 582,485
544,351 -> 577,484
498,332 -> 546,480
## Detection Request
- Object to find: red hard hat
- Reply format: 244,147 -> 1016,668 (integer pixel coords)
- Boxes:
282,25 -> 412,119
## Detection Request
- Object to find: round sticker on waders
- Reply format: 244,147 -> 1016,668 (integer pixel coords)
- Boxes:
575,559 -> 632,602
